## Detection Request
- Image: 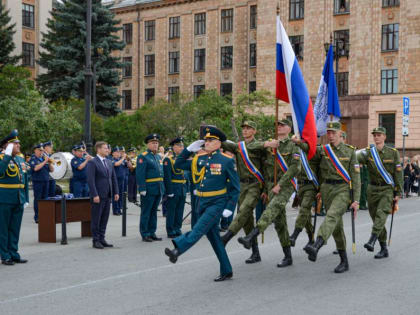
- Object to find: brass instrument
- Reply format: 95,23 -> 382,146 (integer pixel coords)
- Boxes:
43,152 -> 56,165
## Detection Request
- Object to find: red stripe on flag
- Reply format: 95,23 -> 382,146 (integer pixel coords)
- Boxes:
276,70 -> 289,103
301,98 -> 317,160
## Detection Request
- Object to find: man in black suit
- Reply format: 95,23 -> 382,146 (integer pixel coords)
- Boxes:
87,141 -> 119,249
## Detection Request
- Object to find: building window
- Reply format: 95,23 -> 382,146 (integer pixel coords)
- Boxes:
145,54 -> 155,76
336,72 -> 348,96
334,30 -> 350,56
169,51 -> 180,74
382,0 -> 399,7
145,20 -> 155,41
249,44 -> 257,67
289,35 -> 304,60
334,0 -> 350,14
221,9 -> 233,33
194,85 -> 205,99
22,42 -> 34,67
382,24 -> 399,51
168,87 -> 179,103
250,5 -> 257,29
221,46 -> 233,69
122,57 -> 132,77
22,4 -> 34,28
289,0 -> 304,20
220,83 -> 232,97
123,24 -> 133,44
122,90 -> 132,110
249,81 -> 256,93
145,88 -> 155,103
194,49 -> 206,72
378,113 -> 395,146
381,69 -> 398,94
169,16 -> 180,39
194,13 -> 206,35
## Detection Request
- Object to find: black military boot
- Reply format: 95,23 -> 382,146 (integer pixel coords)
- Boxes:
277,246 -> 293,268
334,250 -> 349,273
164,247 -> 180,264
238,228 -> 260,249
245,239 -> 261,264
289,228 -> 302,247
364,234 -> 378,252
305,236 -> 324,262
302,231 -> 314,252
221,230 -> 235,247
374,242 -> 389,259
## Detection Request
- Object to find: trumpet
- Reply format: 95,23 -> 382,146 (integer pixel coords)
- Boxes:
43,152 -> 56,165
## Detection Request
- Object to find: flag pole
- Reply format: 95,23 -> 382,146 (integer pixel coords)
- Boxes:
274,2 -> 280,187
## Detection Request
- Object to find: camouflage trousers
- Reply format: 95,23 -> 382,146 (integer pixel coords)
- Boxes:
256,183 -> 295,247
228,182 -> 261,236
367,185 -> 394,242
295,184 -> 316,236
317,183 -> 350,251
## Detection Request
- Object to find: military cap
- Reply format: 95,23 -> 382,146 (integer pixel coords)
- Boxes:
127,147 -> 136,153
33,143 -> 44,150
199,125 -> 216,139
43,141 -> 53,147
371,127 -> 386,135
241,121 -> 257,130
276,119 -> 292,128
144,133 -> 160,144
341,131 -> 347,139
112,146 -> 120,153
203,126 -> 226,142
169,137 -> 184,146
326,121 -> 342,131
72,144 -> 83,151
0,129 -> 20,147
120,146 -> 126,151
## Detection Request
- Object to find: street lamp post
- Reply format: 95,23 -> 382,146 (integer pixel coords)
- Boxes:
84,0 -> 93,154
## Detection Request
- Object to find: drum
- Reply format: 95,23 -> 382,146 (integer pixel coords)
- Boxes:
50,152 -> 74,180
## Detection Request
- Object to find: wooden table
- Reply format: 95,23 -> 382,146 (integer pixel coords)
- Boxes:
38,198 -> 92,243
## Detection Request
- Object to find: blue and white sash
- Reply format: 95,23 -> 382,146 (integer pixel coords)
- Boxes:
238,141 -> 264,184
300,149 -> 319,188
370,144 -> 395,187
323,144 -> 351,183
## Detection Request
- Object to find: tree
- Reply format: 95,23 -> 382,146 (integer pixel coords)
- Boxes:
37,0 -> 125,116
0,2 -> 21,67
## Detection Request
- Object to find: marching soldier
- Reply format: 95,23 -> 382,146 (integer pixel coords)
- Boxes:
30,143 -> 54,223
220,121 -> 267,264
163,137 -> 187,238
358,127 -> 403,259
136,134 -> 164,242
164,126 -> 240,281
238,119 -> 300,268
111,146 -> 125,215
295,122 -> 361,273
43,141 -> 56,197
359,164 -> 369,210
71,144 -> 91,197
127,147 -> 138,204
0,130 -> 29,265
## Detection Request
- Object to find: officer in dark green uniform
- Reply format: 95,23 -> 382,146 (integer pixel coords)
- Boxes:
0,130 -> 29,265
163,137 -> 187,238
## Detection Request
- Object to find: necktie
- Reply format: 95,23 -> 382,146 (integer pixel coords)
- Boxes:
103,159 -> 109,176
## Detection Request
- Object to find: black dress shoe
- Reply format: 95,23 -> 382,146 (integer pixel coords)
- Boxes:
142,236 -> 153,242
165,247 -> 180,263
2,259 -> 15,265
12,258 -> 28,264
93,241 -> 104,249
100,240 -> 114,247
214,272 -> 233,282
151,235 -> 162,241
167,235 -> 176,239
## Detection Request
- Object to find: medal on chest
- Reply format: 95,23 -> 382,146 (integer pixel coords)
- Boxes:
210,163 -> 222,175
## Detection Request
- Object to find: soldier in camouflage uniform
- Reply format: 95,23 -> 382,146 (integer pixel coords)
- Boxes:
295,122 -> 361,273
238,119 -> 301,268
357,127 -> 403,259
220,121 -> 267,264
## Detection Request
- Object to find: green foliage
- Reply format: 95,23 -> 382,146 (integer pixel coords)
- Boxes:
0,3 -> 21,67
37,0 -> 125,116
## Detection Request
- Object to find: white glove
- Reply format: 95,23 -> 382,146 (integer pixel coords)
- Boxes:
193,189 -> 198,196
187,140 -> 205,153
5,143 -> 13,156
167,194 -> 174,198
222,209 -> 233,218
24,203 -> 29,208
140,191 -> 146,196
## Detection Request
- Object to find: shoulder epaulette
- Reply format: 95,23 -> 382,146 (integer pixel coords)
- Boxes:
345,144 -> 356,150
0,154 -> 4,159
221,152 -> 234,159
195,152 -> 207,157
142,151 -> 148,156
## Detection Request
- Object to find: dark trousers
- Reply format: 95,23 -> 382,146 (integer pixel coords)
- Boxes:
139,194 -> 161,238
166,194 -> 186,236
128,173 -> 137,202
32,180 -> 49,221
0,203 -> 24,261
48,179 -> 56,197
112,178 -> 124,214
73,180 -> 89,198
91,197 -> 111,242
190,194 -> 199,229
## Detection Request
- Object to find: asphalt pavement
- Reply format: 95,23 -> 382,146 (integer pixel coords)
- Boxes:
0,193 -> 419,315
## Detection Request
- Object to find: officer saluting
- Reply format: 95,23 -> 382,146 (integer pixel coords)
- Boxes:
71,144 -> 92,197
0,130 -> 29,265
164,126 -> 240,281
136,134 -> 164,242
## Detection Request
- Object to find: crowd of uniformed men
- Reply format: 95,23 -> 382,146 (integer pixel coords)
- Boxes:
0,120 -> 403,282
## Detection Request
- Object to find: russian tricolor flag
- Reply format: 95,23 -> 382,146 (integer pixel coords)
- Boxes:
276,17 -> 317,159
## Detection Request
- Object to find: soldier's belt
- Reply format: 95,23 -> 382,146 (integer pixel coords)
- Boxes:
171,179 -> 186,184
146,177 -> 163,183
324,179 -> 346,185
240,177 -> 258,184
298,180 -> 312,186
196,188 -> 227,197
0,183 -> 25,189
369,181 -> 389,187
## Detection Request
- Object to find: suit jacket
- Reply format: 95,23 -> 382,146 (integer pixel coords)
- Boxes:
87,156 -> 119,199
